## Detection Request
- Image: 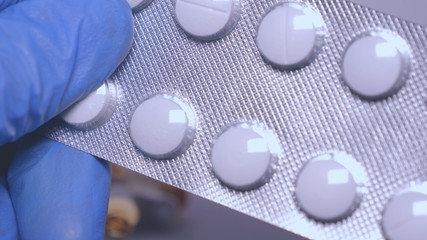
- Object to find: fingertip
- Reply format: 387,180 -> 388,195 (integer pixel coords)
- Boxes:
73,0 -> 134,88
0,0 -> 134,145
47,0 -> 135,106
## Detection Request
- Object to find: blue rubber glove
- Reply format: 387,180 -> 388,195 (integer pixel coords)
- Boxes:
0,0 -> 133,239
2,136 -> 112,239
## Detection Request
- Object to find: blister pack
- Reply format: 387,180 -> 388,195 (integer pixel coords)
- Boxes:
42,0 -> 426,239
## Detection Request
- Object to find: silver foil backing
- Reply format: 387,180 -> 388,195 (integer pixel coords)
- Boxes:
43,0 -> 427,239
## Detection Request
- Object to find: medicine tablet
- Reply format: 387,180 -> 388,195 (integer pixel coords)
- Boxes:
175,0 -> 241,41
382,182 -> 427,240
129,94 -> 196,159
295,152 -> 367,221
342,31 -> 411,99
210,123 -> 280,191
127,0 -> 153,11
61,81 -> 117,130
256,2 -> 325,69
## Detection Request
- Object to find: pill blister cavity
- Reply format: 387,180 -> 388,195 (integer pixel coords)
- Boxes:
127,0 -> 154,11
61,81 -> 117,130
129,94 -> 197,159
382,182 -> 427,240
256,2 -> 325,69
295,152 -> 368,222
342,30 -> 411,100
210,123 -> 280,191
175,0 -> 241,41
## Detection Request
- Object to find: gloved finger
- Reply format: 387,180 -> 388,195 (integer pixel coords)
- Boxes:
7,135 -> 111,240
0,0 -> 20,11
0,0 -> 133,146
0,145 -> 18,239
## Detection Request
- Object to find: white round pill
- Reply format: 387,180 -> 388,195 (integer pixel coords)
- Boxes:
210,123 -> 280,191
127,0 -> 153,11
382,182 -> 427,240
61,81 -> 117,130
295,152 -> 367,221
129,94 -> 196,159
256,2 -> 325,69
342,31 -> 411,99
175,0 -> 241,41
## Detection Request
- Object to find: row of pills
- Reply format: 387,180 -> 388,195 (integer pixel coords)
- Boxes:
60,1 -> 425,239
129,1 -> 412,99
60,89 -> 427,240
175,1 -> 412,100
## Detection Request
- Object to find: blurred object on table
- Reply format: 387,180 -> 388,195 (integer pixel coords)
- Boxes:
105,164 -> 305,240
106,164 -> 185,238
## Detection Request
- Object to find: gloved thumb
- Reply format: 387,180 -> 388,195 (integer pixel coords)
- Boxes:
0,0 -> 133,145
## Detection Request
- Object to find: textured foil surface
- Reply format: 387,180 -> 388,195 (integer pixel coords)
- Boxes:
43,0 -> 427,239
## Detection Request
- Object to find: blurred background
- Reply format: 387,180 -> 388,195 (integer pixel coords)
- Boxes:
105,164 -> 305,240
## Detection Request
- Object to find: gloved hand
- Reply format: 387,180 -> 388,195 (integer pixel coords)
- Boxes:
0,0 -> 133,239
